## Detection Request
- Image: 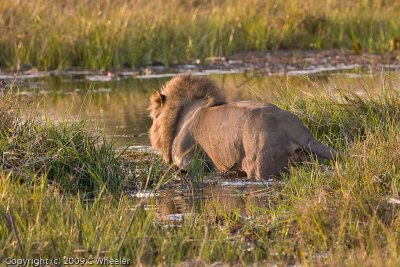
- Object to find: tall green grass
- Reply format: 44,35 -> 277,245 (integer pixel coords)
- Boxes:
0,0 -> 399,70
1,80 -> 400,265
0,96 -> 131,195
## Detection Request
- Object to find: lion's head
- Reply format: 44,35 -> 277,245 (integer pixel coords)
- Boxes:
149,75 -> 226,163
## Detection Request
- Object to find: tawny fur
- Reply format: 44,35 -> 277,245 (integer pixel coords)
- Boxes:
149,75 -> 337,178
149,75 -> 226,163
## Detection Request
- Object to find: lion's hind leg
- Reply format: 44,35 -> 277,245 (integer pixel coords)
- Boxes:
256,149 -> 291,179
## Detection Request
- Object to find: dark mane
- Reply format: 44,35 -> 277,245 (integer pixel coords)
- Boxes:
149,75 -> 226,163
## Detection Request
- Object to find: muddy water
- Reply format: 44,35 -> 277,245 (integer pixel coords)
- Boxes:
137,178 -> 277,223
13,72 -> 400,147
11,71 -> 400,221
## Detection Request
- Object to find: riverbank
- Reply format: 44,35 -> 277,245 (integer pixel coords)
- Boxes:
1,49 -> 399,87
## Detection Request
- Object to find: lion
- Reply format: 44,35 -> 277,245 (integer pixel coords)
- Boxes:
149,75 -> 337,178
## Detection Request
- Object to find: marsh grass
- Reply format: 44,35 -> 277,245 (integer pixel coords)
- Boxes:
1,80 -> 400,265
0,95 -> 131,195
1,0 -> 399,70
276,87 -> 400,146
185,145 -> 211,184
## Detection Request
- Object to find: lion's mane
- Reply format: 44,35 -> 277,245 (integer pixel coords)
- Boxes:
149,75 -> 226,163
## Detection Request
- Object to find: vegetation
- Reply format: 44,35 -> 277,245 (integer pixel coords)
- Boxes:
0,0 -> 399,70
0,96 -> 131,195
1,77 -> 400,265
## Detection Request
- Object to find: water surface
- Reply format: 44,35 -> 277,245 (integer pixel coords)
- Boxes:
11,71 -> 400,221
13,72 -> 399,147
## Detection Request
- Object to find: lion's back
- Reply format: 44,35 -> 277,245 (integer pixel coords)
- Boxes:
191,102 -> 284,170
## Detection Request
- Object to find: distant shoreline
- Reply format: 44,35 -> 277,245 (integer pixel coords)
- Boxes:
1,50 -> 399,82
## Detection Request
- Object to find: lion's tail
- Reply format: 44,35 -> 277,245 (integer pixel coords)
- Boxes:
306,140 -> 338,160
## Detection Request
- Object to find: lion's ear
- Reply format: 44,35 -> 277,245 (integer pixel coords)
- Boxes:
150,91 -> 167,107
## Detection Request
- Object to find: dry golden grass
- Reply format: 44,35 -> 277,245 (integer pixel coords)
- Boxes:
0,0 -> 399,70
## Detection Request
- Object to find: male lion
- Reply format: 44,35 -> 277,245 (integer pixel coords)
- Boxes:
149,75 -> 336,178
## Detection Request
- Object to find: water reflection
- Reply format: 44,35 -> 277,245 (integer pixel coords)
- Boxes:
16,72 -> 400,148
19,76 -> 166,146
138,178 -> 276,222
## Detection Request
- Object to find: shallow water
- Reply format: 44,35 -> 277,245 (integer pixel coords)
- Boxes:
134,177 -> 277,223
10,71 -> 400,147
8,70 -> 400,221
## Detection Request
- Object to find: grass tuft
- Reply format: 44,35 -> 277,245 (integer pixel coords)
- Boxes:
0,96 -> 130,195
